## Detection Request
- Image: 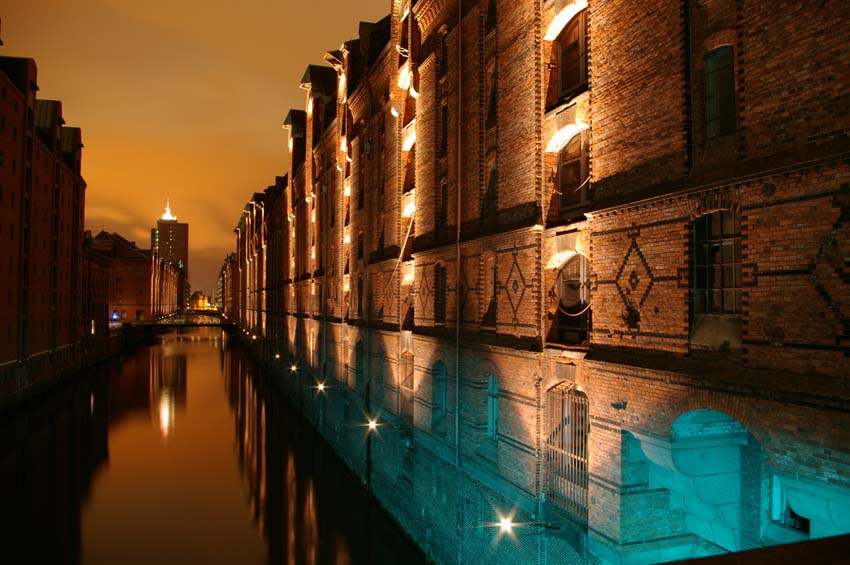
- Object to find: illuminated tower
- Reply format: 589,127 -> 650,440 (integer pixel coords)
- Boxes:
151,199 -> 189,311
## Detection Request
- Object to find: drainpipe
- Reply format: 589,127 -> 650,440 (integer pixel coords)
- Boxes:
455,2 -> 464,565
454,0 -> 463,472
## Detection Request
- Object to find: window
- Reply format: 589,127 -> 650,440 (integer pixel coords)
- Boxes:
546,383 -> 589,527
436,180 -> 448,234
400,351 -> 415,426
693,211 -> 741,314
486,374 -> 499,440
434,263 -> 447,324
374,354 -> 384,405
357,231 -> 364,260
439,104 -> 449,157
483,155 -> 498,227
356,275 -> 364,318
558,131 -> 588,210
355,341 -> 364,391
771,477 -> 811,535
483,255 -> 497,326
432,362 -> 447,434
555,254 -> 591,343
486,63 -> 497,130
438,30 -> 448,79
706,46 -> 736,138
486,0 -> 496,32
548,10 -> 587,108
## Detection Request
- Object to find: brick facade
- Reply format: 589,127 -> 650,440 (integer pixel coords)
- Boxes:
227,0 -> 850,562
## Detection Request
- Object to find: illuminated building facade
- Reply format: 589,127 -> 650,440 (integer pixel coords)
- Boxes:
151,201 -> 189,311
229,0 -> 850,562
0,55 -> 86,395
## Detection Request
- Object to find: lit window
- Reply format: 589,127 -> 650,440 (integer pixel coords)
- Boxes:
555,254 -> 591,343
547,10 -> 587,109
558,131 -> 588,211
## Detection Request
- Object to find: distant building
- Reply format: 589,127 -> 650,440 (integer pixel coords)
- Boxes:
92,232 -> 152,322
150,200 -> 189,311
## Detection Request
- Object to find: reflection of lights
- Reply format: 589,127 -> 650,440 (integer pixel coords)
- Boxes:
159,390 -> 175,440
90,393 -> 95,416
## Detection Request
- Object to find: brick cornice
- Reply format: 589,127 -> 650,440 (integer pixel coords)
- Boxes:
413,0 -> 449,38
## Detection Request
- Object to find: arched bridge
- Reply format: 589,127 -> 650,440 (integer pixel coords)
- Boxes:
153,311 -> 233,327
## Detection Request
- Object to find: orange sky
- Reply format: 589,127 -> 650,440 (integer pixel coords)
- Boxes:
2,0 -> 390,294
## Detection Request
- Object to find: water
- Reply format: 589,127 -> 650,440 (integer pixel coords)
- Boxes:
0,328 -> 426,564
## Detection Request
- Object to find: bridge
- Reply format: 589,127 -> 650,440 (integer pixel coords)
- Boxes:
152,311 -> 233,327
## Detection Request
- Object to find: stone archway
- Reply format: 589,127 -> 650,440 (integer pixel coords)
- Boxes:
633,409 -> 764,554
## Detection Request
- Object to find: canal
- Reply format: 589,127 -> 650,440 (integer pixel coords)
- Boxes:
0,328 -> 427,564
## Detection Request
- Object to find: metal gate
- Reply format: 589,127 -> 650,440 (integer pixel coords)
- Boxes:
546,383 -> 589,527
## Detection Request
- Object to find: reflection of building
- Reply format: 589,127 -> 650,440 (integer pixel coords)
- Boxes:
151,201 -> 189,312
229,1 -> 850,563
148,347 -> 187,440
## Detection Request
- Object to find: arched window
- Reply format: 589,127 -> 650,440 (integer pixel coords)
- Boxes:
547,9 -> 587,109
486,374 -> 499,440
546,383 -> 588,527
558,131 -> 588,211
432,361 -> 447,434
555,253 -> 591,343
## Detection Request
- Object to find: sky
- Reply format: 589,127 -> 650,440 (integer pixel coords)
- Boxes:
2,0 -> 391,294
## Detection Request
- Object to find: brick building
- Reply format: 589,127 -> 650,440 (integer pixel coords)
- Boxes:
229,1 -> 850,562
0,55 -> 86,394
91,230 -> 180,323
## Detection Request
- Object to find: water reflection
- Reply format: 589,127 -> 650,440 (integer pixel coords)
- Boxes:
222,343 -> 427,565
0,329 -> 424,564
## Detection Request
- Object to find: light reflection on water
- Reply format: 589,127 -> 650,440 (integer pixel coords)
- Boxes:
0,328 -> 425,564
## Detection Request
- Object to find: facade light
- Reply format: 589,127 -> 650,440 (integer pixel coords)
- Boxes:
402,202 -> 416,218
397,61 -> 411,90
